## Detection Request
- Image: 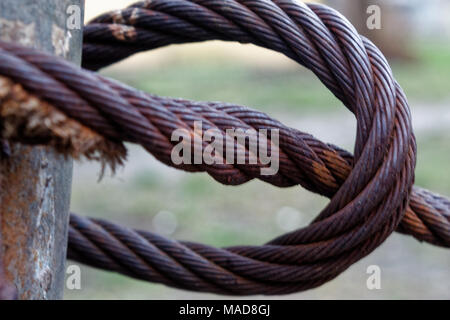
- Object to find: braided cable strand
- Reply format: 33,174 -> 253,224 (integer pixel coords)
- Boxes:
0,38 -> 447,248
0,0 -> 447,294
73,0 -> 418,293
82,0 -> 449,245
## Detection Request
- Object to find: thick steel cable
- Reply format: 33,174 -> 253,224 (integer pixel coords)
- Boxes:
0,0 -> 447,295
81,0 -> 449,245
1,39 -> 447,248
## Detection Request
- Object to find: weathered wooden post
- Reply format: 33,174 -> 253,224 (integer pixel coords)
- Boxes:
0,0 -> 84,299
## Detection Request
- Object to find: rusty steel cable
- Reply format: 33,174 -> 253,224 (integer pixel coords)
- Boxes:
0,0 -> 448,295
1,40 -> 448,247
83,0 -> 449,249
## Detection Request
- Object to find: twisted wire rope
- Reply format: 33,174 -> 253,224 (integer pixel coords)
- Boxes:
0,0 -> 448,295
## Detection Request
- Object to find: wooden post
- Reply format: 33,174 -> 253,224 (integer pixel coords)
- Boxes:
0,0 -> 84,299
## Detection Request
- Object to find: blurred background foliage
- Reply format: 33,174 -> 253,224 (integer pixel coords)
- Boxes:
65,0 -> 450,299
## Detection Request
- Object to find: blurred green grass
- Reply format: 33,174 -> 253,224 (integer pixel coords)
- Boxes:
103,42 -> 450,115
111,60 -> 341,114
415,132 -> 450,194
394,42 -> 450,102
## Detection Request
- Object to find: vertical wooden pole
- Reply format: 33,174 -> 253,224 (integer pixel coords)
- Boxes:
0,0 -> 84,299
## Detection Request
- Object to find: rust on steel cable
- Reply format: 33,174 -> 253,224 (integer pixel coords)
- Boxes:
0,0 -> 448,295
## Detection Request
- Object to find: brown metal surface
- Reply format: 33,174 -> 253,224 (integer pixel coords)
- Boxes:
0,0 -> 84,300
0,0 -> 448,295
